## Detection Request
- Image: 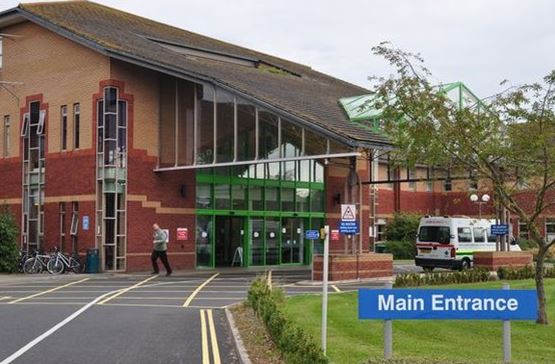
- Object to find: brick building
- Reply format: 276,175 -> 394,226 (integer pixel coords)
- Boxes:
0,2 -> 552,272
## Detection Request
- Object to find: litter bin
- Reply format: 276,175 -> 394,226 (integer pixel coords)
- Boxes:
86,248 -> 99,273
375,243 -> 386,253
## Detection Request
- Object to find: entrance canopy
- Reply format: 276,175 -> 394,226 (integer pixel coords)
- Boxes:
155,77 -> 360,172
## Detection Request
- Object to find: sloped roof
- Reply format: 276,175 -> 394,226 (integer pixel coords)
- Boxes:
5,1 -> 391,148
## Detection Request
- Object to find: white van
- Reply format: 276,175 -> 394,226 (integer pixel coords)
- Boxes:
415,216 -> 521,271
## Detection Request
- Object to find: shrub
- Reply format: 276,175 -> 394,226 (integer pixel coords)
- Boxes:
497,265 -> 555,280
384,213 -> 421,242
247,275 -> 328,364
394,268 -> 493,288
0,206 -> 19,273
517,239 -> 538,250
383,240 -> 416,260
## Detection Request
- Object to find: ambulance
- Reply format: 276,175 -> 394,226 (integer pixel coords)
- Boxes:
415,216 -> 520,271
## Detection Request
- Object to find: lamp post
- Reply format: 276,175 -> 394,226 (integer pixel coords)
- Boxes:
470,193 -> 490,219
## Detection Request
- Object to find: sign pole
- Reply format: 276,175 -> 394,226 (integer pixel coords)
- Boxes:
384,282 -> 393,360
321,225 -> 330,356
503,283 -> 511,363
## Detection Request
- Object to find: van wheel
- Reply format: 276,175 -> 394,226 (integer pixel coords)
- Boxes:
423,267 -> 434,273
460,258 -> 471,271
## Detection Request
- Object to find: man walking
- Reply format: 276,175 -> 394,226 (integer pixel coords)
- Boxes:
151,223 -> 172,276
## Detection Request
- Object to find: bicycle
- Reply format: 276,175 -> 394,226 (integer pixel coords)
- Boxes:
17,250 -> 30,273
47,248 -> 83,274
23,250 -> 52,274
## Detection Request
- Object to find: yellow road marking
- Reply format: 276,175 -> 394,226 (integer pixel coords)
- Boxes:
183,273 -> 219,307
8,278 -> 89,304
0,296 -> 12,301
200,309 -> 210,364
207,309 -> 221,364
98,275 -> 158,305
332,285 -> 341,293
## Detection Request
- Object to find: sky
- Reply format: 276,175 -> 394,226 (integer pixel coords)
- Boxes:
1,0 -> 554,98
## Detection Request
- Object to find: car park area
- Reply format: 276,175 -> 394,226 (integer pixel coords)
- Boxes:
0,269 -> 387,364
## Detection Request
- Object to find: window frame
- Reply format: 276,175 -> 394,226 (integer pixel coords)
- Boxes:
70,202 -> 79,236
37,110 -> 46,135
61,105 -> 68,151
3,115 -> 9,157
21,113 -> 29,137
73,103 -> 80,149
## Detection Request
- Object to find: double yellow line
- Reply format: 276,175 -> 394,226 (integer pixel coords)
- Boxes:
200,309 -> 221,364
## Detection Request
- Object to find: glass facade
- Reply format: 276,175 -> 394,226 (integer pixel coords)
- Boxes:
196,160 -> 326,268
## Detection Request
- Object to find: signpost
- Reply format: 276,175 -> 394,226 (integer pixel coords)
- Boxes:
339,204 -> 359,234
359,286 -> 537,362
491,224 -> 509,236
305,230 -> 320,240
321,225 -> 330,356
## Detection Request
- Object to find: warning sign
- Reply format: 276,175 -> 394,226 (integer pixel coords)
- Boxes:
341,204 -> 357,221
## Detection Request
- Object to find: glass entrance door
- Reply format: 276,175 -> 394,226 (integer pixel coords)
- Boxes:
265,218 -> 280,265
282,218 -> 303,264
250,219 -> 264,265
215,216 -> 244,267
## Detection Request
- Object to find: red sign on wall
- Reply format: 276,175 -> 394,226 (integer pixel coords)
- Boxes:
330,229 -> 340,241
177,228 -> 188,241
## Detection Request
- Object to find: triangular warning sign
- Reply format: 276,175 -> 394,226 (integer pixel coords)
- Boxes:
341,205 -> 356,220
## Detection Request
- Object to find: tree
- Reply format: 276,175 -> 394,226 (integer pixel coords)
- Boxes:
0,206 -> 19,273
369,42 -> 555,324
384,212 -> 421,242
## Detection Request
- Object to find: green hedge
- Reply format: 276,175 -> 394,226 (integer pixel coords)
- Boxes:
394,269 -> 493,287
247,276 -> 328,364
497,265 -> 555,280
0,206 -> 19,273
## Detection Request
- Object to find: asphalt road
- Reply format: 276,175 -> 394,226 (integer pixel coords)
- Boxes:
0,269 -> 392,364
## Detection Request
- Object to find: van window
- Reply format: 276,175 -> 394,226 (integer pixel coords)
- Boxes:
487,229 -> 497,243
473,228 -> 485,243
418,226 -> 450,243
458,227 -> 472,243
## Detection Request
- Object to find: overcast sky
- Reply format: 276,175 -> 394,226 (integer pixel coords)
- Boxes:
2,0 -> 554,97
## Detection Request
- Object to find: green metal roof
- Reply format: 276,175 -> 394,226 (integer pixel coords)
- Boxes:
339,81 -> 482,123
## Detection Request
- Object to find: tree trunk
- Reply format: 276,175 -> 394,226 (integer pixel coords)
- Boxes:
535,246 -> 548,324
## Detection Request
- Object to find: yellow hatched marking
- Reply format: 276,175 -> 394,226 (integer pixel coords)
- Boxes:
98,275 -> 158,305
8,278 -> 89,304
200,309 -> 210,364
0,296 -> 12,301
207,309 -> 221,364
182,273 -> 219,307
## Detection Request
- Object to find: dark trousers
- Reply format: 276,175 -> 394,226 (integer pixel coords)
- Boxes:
151,250 -> 172,274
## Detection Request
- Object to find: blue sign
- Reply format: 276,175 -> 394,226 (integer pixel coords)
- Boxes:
491,224 -> 509,236
339,221 -> 359,234
82,216 -> 89,231
305,230 -> 320,240
358,289 -> 537,320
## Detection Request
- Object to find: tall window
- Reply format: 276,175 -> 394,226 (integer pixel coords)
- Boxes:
444,179 -> 452,192
70,202 -> 79,253
2,115 -> 9,157
73,103 -> 80,149
59,203 -> 66,251
0,37 -> 3,69
61,106 -> 68,151
408,169 -> 416,191
519,222 -> 529,240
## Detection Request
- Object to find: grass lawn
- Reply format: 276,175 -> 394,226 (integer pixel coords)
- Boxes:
283,279 -> 555,364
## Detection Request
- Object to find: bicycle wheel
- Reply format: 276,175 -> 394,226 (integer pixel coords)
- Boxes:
23,258 -> 42,274
70,257 -> 83,274
47,257 -> 65,275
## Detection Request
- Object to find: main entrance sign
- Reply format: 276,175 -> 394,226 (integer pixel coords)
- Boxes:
359,289 -> 537,320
